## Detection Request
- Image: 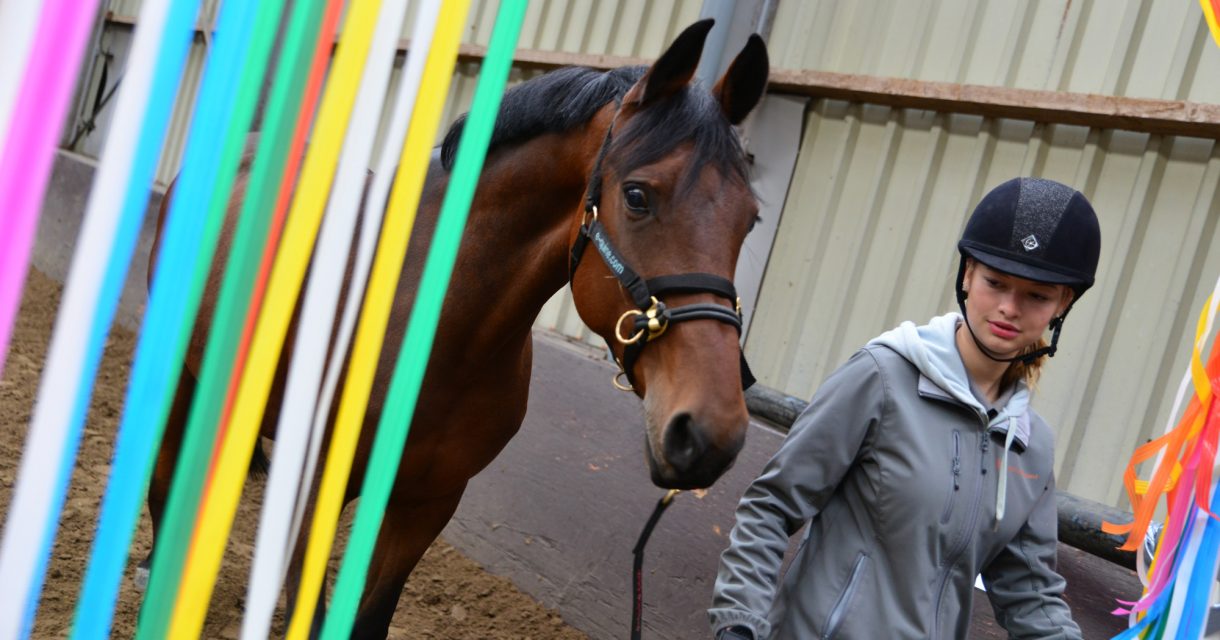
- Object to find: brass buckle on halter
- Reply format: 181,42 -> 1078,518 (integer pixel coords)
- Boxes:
644,297 -> 668,341
735,296 -> 743,319
616,297 -> 666,345
582,205 -> 599,228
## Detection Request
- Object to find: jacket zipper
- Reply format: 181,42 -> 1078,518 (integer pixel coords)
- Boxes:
932,412 -> 989,636
822,552 -> 869,640
939,430 -> 961,524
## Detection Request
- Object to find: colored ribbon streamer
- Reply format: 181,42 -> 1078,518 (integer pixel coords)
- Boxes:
76,0 -> 328,637
0,0 -> 41,158
205,0 -> 343,493
0,0 -> 99,381
1107,270 -> 1220,638
240,1 -> 444,637
1104,287 -> 1220,552
125,0 -> 380,634
215,1 -> 345,548
0,1 -> 125,637
283,0 -> 473,635
322,0 -> 529,635
62,0 -> 207,636
127,0 -> 287,635
168,0 -> 411,634
1202,0 -> 1220,49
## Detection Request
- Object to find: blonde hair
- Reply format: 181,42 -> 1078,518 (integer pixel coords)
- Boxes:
1001,337 -> 1048,391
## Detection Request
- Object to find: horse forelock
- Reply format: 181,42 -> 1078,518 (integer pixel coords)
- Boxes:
606,86 -> 752,199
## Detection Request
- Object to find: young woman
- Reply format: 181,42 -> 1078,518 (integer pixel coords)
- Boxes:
709,177 -> 1100,640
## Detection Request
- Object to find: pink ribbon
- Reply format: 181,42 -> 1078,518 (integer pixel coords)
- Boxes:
0,0 -> 101,379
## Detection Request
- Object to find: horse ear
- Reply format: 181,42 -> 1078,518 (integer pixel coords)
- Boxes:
623,19 -> 715,107
712,34 -> 769,125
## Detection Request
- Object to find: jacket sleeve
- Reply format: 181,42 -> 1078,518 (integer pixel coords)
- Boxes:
708,349 -> 886,639
981,472 -> 1082,640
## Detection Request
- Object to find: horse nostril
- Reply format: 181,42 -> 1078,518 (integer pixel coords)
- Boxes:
663,412 -> 707,473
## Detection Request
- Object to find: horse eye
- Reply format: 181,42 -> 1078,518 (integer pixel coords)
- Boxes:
623,186 -> 649,213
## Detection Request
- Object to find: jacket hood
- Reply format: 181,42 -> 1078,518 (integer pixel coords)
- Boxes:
867,312 -> 1031,448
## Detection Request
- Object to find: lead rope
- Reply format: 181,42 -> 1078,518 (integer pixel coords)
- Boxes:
631,489 -> 679,640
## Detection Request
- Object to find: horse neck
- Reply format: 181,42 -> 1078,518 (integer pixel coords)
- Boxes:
444,118 -> 608,357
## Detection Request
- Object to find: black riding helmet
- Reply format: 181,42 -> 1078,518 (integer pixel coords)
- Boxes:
955,177 -> 1101,364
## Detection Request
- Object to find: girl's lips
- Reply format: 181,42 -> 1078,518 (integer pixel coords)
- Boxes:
989,321 -> 1019,339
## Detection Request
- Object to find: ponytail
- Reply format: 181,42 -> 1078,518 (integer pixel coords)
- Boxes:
1001,337 -> 1048,391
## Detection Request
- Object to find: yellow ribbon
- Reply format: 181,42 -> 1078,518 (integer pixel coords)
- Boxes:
166,0 -> 386,635
284,1 -> 472,637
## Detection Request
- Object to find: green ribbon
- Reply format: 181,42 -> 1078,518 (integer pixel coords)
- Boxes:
321,0 -> 530,636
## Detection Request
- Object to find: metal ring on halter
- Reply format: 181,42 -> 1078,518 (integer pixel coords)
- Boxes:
583,205 -> 599,227
616,308 -> 646,344
613,370 -> 634,392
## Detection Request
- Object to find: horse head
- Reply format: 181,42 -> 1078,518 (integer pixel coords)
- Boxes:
569,20 -> 769,489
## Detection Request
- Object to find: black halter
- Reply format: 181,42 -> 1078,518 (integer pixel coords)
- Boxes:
568,107 -> 756,392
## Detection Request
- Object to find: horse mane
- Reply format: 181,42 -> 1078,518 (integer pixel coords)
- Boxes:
439,65 -> 750,188
440,66 -> 643,170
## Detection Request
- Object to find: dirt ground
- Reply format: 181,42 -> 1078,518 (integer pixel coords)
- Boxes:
0,268 -> 587,640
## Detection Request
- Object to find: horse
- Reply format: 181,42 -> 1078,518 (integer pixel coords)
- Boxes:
145,19 -> 769,638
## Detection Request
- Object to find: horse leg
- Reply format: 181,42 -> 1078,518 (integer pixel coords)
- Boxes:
350,486 -> 466,639
135,366 -> 196,588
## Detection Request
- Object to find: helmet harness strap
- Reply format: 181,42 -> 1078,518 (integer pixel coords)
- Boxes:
954,256 -> 1071,366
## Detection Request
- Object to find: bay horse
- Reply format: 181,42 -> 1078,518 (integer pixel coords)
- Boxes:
147,19 -> 769,637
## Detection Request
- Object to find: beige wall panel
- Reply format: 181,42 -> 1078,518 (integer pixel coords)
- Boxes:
769,0 -> 1220,104
154,39 -> 206,185
453,0 -> 701,54
106,0 -> 142,15
107,0 -> 221,24
749,99 -> 1220,506
139,1 -> 700,193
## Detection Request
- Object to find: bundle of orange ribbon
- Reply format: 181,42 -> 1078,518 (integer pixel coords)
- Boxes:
1104,267 -> 1220,638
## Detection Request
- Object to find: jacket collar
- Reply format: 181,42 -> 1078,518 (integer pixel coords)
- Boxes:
917,375 -> 1030,450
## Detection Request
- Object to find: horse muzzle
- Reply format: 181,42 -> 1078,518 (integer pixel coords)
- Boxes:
645,410 -> 746,489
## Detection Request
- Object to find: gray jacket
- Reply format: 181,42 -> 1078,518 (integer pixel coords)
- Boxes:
709,313 -> 1082,639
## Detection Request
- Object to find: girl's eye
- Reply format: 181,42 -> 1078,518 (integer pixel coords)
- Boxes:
624,186 -> 649,213
985,278 -> 1002,289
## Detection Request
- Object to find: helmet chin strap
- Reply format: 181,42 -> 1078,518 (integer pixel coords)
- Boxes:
955,257 -> 1065,366
956,297 -> 1062,365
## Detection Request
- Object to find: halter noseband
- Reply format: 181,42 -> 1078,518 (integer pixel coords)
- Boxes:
568,105 -> 756,392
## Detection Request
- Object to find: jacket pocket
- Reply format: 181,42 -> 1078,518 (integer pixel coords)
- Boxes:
940,430 -> 962,524
822,552 -> 869,640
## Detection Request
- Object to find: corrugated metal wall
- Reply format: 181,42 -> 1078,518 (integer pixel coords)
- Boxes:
93,0 -> 222,183
72,1 -> 1220,505
768,0 -> 1220,103
748,0 -> 1220,506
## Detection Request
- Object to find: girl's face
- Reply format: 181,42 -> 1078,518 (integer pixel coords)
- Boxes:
961,260 -> 1074,357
